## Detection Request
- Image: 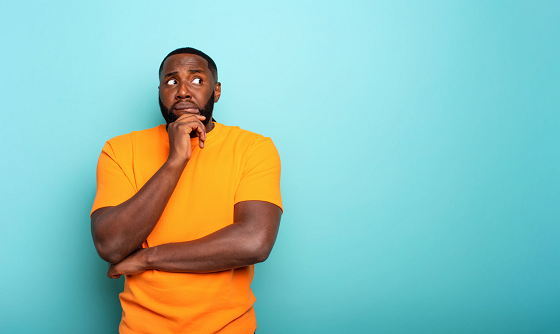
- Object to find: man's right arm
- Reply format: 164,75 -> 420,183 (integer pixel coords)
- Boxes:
91,114 -> 207,264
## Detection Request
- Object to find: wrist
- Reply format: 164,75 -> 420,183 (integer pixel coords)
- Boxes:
141,246 -> 155,270
164,157 -> 188,171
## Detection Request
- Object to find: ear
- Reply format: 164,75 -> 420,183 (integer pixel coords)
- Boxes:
214,82 -> 221,102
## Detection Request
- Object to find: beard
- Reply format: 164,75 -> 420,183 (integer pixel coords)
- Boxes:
159,91 -> 215,126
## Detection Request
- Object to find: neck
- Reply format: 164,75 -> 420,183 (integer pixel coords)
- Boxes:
206,120 -> 215,133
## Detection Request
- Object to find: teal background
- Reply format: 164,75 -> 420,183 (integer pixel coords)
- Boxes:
1,1 -> 559,333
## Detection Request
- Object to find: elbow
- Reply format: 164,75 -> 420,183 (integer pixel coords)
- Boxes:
93,236 -> 126,264
249,238 -> 274,264
91,211 -> 127,264
93,243 -> 116,264
243,226 -> 278,264
254,250 -> 270,264
96,249 -> 120,265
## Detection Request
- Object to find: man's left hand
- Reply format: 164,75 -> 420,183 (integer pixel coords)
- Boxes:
107,249 -> 148,279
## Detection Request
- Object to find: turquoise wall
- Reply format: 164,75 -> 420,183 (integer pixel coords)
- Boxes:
1,1 -> 558,333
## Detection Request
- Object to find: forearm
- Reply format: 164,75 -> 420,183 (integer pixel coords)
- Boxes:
143,220 -> 272,273
92,159 -> 186,264
106,201 -> 282,278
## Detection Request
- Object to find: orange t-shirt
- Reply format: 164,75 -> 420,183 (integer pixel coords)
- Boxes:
91,122 -> 282,334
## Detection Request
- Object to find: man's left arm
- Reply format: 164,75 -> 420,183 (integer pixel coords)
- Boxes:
107,200 -> 281,278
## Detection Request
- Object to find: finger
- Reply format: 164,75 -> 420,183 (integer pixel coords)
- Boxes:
185,120 -> 206,143
184,121 -> 206,140
196,125 -> 206,148
175,114 -> 206,123
174,118 -> 207,150
173,114 -> 205,127
107,268 -> 121,279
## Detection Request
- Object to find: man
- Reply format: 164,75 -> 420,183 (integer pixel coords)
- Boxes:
91,47 -> 282,334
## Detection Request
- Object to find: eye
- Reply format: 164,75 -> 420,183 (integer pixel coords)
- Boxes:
192,78 -> 202,84
166,79 -> 177,85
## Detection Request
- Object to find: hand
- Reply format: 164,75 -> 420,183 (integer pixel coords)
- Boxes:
167,113 -> 207,165
107,249 -> 148,279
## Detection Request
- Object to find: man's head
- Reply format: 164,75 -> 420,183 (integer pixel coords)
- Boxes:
158,48 -> 221,126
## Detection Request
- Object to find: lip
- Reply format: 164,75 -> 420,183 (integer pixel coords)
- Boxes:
173,101 -> 199,113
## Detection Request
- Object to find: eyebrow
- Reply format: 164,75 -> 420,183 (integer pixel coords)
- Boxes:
163,71 -> 179,78
163,69 -> 205,78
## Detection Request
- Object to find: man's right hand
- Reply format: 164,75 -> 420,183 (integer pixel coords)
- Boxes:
167,114 -> 207,165
92,115 -> 207,264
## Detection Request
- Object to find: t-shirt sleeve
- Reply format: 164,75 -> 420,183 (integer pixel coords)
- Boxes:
234,137 -> 283,211
91,141 -> 137,216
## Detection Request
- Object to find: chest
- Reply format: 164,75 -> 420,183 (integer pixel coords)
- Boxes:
132,142 -> 244,245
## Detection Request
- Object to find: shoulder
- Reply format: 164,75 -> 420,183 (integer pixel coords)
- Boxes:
215,124 -> 281,167
103,124 -> 164,153
216,123 -> 276,149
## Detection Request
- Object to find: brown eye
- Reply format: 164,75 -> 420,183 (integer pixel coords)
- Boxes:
166,79 -> 177,85
192,78 -> 202,84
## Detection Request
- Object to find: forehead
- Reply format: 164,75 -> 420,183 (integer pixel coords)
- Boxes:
160,54 -> 211,80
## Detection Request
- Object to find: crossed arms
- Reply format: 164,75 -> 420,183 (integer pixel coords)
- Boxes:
91,114 -> 282,278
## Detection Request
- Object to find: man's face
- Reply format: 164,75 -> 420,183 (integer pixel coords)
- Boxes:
159,54 -> 221,126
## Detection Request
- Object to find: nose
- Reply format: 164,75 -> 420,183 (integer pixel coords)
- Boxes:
176,82 -> 190,99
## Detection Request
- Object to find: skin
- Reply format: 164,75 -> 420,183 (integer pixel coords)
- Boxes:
91,54 -> 282,278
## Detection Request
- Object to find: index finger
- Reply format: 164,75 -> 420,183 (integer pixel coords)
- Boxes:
175,113 -> 206,122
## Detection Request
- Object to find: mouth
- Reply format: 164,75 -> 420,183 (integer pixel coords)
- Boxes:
172,102 -> 199,114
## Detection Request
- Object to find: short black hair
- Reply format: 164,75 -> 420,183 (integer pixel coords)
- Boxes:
159,47 -> 218,81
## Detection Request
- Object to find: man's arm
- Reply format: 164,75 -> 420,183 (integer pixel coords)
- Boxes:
91,114 -> 207,264
106,200 -> 281,278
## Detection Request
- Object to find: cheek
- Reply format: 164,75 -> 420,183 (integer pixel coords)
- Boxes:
199,89 -> 214,101
159,89 -> 174,102
159,92 -> 176,110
